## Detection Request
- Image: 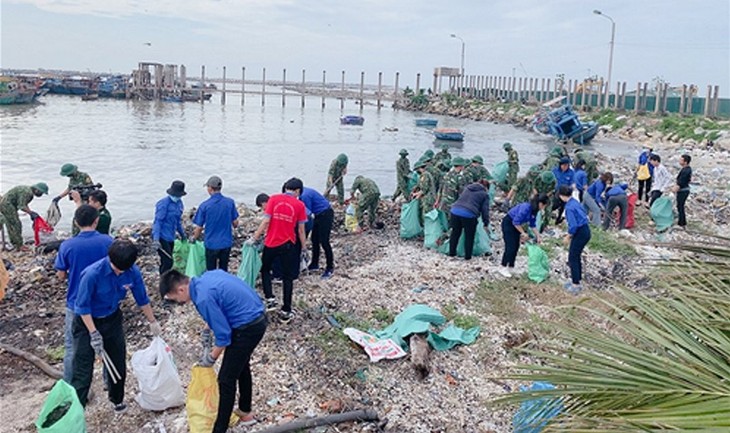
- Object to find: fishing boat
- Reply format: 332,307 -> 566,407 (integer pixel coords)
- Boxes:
0,77 -> 45,105
340,115 -> 364,126
433,128 -> 465,141
44,76 -> 96,95
415,118 -> 438,127
81,93 -> 99,101
531,96 -> 599,145
162,95 -> 183,103
97,76 -> 128,99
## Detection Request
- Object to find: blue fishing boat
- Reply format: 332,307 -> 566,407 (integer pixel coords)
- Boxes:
433,128 -> 464,141
532,96 -> 599,145
98,76 -> 128,99
44,77 -> 95,95
340,115 -> 364,126
415,118 -> 438,127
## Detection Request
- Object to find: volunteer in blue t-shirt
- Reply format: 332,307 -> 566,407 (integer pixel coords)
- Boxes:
299,186 -> 335,278
55,205 -> 113,383
499,194 -> 549,278
152,180 -> 187,275
191,176 -> 240,272
160,269 -> 267,431
558,185 -> 591,294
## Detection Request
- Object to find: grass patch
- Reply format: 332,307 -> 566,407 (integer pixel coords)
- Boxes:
587,228 -> 637,258
312,328 -> 353,358
371,307 -> 394,324
590,109 -> 627,130
442,303 -> 480,329
656,114 -> 726,141
46,346 -> 64,362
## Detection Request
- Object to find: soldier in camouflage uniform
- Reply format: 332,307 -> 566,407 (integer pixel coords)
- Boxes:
503,143 -> 520,191
53,163 -> 94,203
326,153 -> 349,204
412,160 -> 436,221
437,157 -> 468,219
507,165 -> 541,205
350,175 -> 380,228
542,146 -> 566,171
575,149 -> 598,183
464,155 -> 492,184
422,153 -> 444,194
533,171 -> 557,231
1,183 -> 48,249
392,149 -> 411,200
432,144 -> 452,173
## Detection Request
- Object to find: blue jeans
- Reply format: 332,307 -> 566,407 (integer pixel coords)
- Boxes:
582,194 -> 602,226
63,308 -> 75,383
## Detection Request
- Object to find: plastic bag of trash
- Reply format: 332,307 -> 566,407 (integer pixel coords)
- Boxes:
344,204 -> 358,232
45,201 -> 62,228
35,380 -> 86,433
172,240 -> 190,273
492,161 -> 509,185
650,196 -> 674,232
237,242 -> 262,288
526,244 -> 550,283
437,217 -> 491,257
406,171 -> 419,196
185,241 -> 207,277
187,366 -> 238,433
512,382 -> 562,433
400,199 -> 423,239
131,337 -> 185,411
423,209 -> 448,250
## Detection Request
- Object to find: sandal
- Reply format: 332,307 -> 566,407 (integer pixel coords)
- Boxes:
234,409 -> 257,426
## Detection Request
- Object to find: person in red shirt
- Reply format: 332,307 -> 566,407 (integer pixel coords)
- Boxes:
250,178 -> 307,323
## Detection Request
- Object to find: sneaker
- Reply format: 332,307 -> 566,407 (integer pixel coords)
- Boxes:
234,409 -> 257,426
112,402 -> 127,414
307,264 -> 320,272
321,269 -> 334,280
278,310 -> 293,324
563,282 -> 582,295
497,267 -> 512,278
265,298 -> 278,311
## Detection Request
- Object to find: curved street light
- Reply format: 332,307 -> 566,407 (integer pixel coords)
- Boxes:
593,9 -> 615,108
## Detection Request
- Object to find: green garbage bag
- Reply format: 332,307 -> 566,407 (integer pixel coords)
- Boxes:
650,196 -> 674,232
423,209 -> 448,250
492,160 -> 509,185
36,380 -> 86,433
185,241 -> 207,277
526,244 -> 550,283
488,182 -> 497,206
400,199 -> 423,239
237,243 -> 262,288
406,171 -> 419,196
172,240 -> 190,273
437,217 -> 492,257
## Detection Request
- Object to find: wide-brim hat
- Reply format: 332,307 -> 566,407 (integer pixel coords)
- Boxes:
399,148 -> 409,156
451,156 -> 466,166
471,155 -> 484,164
32,182 -> 49,195
167,180 -> 187,197
60,163 -> 77,176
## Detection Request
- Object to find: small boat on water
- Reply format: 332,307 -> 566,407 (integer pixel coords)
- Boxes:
162,96 -> 183,103
531,96 -> 599,145
44,76 -> 95,95
433,128 -> 465,141
0,77 -> 45,105
415,118 -> 438,127
81,93 -> 99,101
340,115 -> 364,126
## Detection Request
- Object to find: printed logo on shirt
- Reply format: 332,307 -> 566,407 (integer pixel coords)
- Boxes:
271,202 -> 296,223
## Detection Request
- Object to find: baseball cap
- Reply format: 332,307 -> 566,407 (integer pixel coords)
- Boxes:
204,176 -> 223,188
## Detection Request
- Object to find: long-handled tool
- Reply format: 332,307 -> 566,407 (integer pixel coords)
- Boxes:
100,349 -> 122,385
323,174 -> 344,198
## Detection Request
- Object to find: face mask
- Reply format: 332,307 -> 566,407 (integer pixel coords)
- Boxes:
169,195 -> 180,202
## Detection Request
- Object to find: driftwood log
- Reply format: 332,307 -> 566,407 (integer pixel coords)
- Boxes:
409,333 -> 430,379
0,342 -> 62,379
251,409 -> 379,433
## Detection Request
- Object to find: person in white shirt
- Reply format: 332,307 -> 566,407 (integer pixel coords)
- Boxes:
648,154 -> 672,207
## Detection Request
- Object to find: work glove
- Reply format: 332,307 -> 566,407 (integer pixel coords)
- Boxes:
188,237 -> 196,244
244,238 -> 256,247
52,196 -> 61,204
89,330 -> 104,357
29,211 -> 39,221
199,352 -> 216,368
149,321 -> 162,337
151,239 -> 161,251
201,328 -> 213,350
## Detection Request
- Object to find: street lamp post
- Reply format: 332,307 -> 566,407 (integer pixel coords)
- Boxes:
593,9 -> 615,108
450,33 -> 465,77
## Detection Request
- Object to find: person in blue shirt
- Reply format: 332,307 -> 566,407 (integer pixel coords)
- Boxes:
551,157 -> 575,225
584,172 -> 613,226
602,182 -> 629,230
499,194 -> 549,277
55,205 -> 113,383
152,180 -> 187,275
298,186 -> 335,278
71,240 -> 162,412
191,176 -> 240,272
574,160 -> 588,203
558,185 -> 591,294
160,269 -> 267,431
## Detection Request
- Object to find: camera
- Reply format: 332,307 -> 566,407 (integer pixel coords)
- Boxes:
71,183 -> 103,201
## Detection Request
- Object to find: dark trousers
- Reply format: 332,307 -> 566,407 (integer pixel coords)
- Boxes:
603,194 -> 628,230
158,239 -> 174,275
553,195 -> 566,224
206,247 -> 231,272
649,190 -> 662,207
71,308 -> 126,406
310,208 -> 334,270
449,214 -> 478,260
261,242 -> 298,312
677,190 -> 689,227
638,178 -> 652,202
569,224 -> 591,285
578,189 -> 584,203
213,316 -> 267,433
501,215 -> 521,267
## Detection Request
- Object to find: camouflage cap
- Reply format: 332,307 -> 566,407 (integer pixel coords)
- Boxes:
550,146 -> 564,157
337,153 -> 349,164
440,143 -> 450,150
32,182 -> 49,195
60,163 -> 78,176
399,148 -> 409,156
503,142 -> 513,150
528,164 -> 541,174
541,171 -> 555,183
471,155 -> 484,164
424,149 -> 435,158
451,156 -> 466,166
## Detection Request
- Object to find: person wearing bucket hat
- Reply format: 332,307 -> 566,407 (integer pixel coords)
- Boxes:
551,157 -> 576,224
503,143 -> 520,191
438,156 -> 468,218
464,155 -> 492,184
152,181 -> 188,274
191,176 -> 239,272
392,149 -> 412,200
0,183 -> 48,250
507,165 -> 541,206
53,163 -> 94,204
325,154 -> 349,204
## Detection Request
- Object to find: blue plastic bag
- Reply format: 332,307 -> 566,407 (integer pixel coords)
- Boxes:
513,382 -> 562,433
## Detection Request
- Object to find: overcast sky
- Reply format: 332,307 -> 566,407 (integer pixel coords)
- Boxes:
2,0 -> 729,95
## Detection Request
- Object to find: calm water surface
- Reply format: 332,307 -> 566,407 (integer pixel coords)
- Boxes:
0,94 -> 639,231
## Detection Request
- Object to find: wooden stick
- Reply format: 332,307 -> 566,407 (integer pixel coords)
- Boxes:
0,342 -> 62,379
252,409 -> 379,433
